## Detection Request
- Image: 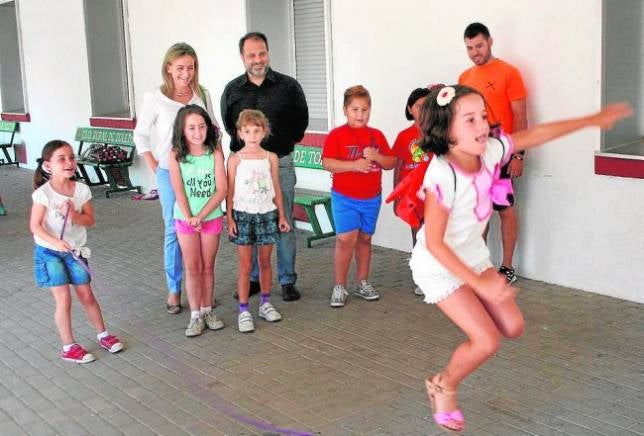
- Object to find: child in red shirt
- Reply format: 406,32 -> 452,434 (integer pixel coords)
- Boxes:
392,87 -> 433,295
322,85 -> 395,307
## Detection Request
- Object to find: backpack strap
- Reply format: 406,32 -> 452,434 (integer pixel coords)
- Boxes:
446,161 -> 457,196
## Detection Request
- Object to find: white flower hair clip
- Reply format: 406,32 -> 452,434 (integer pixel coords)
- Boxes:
436,86 -> 456,107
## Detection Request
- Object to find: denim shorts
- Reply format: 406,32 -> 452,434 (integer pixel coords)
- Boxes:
331,190 -> 382,235
229,209 -> 279,246
33,245 -> 90,288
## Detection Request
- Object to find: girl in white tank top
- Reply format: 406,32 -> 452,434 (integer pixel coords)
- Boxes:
226,110 -> 290,333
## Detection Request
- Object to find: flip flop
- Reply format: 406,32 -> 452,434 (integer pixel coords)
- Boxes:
166,303 -> 182,314
141,189 -> 159,200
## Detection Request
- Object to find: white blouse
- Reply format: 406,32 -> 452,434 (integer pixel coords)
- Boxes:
133,88 -> 217,170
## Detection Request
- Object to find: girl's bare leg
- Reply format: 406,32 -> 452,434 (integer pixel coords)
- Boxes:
51,285 -> 74,345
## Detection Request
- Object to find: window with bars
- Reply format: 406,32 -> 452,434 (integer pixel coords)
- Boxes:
246,0 -> 332,131
601,0 -> 643,157
293,0 -> 330,131
83,0 -> 133,120
0,0 -> 28,117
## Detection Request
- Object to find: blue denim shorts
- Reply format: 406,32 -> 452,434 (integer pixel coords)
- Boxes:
33,245 -> 90,288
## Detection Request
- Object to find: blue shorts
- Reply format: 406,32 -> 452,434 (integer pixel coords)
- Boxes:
33,245 -> 90,288
331,190 -> 381,235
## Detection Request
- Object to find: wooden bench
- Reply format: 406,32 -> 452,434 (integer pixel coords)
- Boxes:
293,141 -> 335,247
0,120 -> 19,167
75,127 -> 141,198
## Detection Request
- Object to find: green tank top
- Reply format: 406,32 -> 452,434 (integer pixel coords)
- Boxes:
173,153 -> 223,221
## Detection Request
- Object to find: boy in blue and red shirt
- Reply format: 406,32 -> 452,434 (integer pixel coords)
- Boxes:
322,85 -> 395,308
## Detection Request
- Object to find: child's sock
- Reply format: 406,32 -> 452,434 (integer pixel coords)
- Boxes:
62,343 -> 76,352
190,310 -> 201,320
200,306 -> 212,316
260,293 -> 270,305
239,303 -> 249,313
97,331 -> 109,341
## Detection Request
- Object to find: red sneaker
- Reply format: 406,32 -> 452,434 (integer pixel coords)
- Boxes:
99,335 -> 124,353
61,344 -> 95,364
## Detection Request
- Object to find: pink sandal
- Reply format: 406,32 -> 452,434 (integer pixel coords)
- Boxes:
425,374 -> 465,433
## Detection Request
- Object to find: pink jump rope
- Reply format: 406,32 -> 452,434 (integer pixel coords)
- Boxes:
59,204 -> 312,436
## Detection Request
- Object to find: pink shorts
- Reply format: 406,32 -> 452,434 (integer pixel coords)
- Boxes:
174,216 -> 223,235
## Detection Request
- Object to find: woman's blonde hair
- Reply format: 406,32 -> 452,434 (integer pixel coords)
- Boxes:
160,42 -> 200,98
235,109 -> 271,137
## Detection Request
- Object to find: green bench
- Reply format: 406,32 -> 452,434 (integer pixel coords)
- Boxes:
293,143 -> 335,247
75,127 -> 142,198
0,120 -> 20,167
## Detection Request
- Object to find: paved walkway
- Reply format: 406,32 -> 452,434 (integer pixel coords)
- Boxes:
0,165 -> 642,436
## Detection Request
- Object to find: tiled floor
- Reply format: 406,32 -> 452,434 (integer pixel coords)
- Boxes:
0,165 -> 642,435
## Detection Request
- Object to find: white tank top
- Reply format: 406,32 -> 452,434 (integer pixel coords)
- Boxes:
232,151 -> 277,214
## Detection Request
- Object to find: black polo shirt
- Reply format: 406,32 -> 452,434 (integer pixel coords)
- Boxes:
220,68 -> 309,157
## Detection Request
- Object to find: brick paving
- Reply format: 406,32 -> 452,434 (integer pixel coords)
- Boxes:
0,165 -> 642,436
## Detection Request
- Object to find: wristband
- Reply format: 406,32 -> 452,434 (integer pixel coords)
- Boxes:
511,154 -> 524,161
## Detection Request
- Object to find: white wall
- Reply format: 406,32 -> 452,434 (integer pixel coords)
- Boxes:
15,0 -> 247,190
10,0 -> 643,302
17,0 -> 91,164
126,0 -> 247,190
328,0 -> 643,303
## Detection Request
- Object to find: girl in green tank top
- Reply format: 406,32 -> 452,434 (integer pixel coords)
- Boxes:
169,105 -> 227,337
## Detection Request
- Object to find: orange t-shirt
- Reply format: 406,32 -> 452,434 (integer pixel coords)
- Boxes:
458,58 -> 527,133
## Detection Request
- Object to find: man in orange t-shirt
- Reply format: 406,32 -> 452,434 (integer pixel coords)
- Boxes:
458,22 -> 527,285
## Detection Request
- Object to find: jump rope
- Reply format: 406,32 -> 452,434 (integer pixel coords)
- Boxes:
60,204 -> 313,436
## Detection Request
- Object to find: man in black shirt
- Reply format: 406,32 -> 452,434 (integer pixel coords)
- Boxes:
221,32 -> 309,302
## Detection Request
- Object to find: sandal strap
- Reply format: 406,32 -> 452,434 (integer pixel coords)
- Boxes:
426,376 -> 457,396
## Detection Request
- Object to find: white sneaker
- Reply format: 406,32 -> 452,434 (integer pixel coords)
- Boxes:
354,280 -> 380,301
185,316 -> 205,337
413,286 -> 424,296
203,311 -> 224,330
238,311 -> 255,333
330,285 -> 349,307
258,302 -> 282,322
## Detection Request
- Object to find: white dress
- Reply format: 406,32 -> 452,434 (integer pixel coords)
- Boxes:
410,134 -> 513,303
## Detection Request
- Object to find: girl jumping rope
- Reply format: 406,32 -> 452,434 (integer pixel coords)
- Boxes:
30,140 -> 124,363
410,85 -> 631,432
227,109 -> 290,333
169,105 -> 227,337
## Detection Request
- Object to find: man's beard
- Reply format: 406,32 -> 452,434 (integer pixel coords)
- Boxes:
247,64 -> 268,77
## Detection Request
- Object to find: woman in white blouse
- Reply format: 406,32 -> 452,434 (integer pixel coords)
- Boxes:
134,42 -> 218,314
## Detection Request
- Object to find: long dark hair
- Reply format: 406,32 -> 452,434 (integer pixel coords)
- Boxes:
419,85 -> 484,156
33,140 -> 72,189
172,105 -> 220,162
